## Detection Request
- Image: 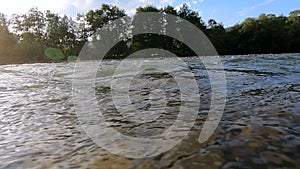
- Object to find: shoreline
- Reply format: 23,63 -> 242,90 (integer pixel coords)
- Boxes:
0,53 -> 299,66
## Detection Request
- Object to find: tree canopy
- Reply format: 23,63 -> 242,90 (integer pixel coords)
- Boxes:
0,4 -> 299,64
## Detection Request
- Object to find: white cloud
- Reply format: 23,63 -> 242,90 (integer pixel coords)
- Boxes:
191,0 -> 204,5
195,0 -> 204,4
0,0 -> 199,17
0,0 -> 97,16
161,0 -> 173,4
195,9 -> 203,16
237,0 -> 276,16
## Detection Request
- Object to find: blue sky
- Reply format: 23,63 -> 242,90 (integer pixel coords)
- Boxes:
0,0 -> 299,27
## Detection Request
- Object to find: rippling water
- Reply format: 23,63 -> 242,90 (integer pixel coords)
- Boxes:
0,54 -> 299,169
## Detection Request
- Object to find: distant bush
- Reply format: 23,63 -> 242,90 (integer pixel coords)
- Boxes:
45,48 -> 65,61
67,55 -> 77,62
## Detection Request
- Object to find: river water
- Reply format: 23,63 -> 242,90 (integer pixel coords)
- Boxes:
0,54 -> 299,169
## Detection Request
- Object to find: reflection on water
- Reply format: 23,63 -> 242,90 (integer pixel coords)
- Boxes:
0,55 -> 299,168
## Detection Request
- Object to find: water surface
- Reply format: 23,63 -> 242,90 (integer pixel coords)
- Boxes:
0,54 -> 299,169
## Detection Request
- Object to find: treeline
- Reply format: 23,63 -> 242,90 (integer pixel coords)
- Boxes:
0,4 -> 299,64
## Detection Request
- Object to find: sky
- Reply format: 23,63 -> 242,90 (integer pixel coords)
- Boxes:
0,0 -> 299,27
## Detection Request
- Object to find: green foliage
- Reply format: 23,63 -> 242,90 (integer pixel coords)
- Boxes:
67,55 -> 77,62
222,12 -> 297,54
11,8 -> 46,44
45,47 -> 65,61
85,4 -> 126,36
0,4 -> 299,64
288,10 -> 300,52
45,12 -> 77,56
130,4 -> 205,57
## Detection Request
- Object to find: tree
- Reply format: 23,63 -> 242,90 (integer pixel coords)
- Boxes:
1,4 -> 300,64
225,24 -> 241,54
288,10 -> 300,52
45,11 -> 77,57
238,14 -> 291,54
0,13 -> 9,32
173,3 -> 205,56
178,3 -> 206,31
130,4 -> 209,57
11,8 -> 46,44
84,4 -> 128,58
0,13 -> 18,64
85,4 -> 126,36
207,19 -> 227,54
130,5 -> 164,53
10,8 -> 46,61
162,5 -> 177,15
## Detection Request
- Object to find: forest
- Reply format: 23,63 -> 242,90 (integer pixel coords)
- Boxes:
0,4 -> 299,64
